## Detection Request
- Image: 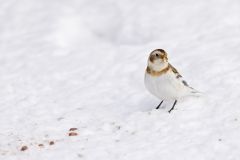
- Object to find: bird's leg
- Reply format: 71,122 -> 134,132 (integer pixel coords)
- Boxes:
156,100 -> 164,109
168,100 -> 177,113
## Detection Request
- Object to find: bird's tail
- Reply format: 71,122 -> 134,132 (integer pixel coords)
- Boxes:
189,88 -> 203,97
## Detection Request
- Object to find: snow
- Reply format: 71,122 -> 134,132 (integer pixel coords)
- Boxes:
1,0 -> 240,159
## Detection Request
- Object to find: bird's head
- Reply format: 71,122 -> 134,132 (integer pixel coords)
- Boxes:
147,49 -> 168,71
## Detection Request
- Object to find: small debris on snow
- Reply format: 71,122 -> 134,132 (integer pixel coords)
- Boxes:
49,141 -> 55,145
20,146 -> 28,151
38,144 -> 44,147
69,132 -> 78,136
116,126 -> 121,130
77,154 -> 84,158
69,128 -> 78,131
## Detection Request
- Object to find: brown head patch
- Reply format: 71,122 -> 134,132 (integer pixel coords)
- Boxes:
154,49 -> 166,53
149,55 -> 155,62
149,49 -> 168,62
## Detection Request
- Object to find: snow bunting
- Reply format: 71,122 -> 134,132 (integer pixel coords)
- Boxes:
144,49 -> 199,113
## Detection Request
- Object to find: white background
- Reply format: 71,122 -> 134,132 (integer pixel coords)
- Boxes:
0,0 -> 240,159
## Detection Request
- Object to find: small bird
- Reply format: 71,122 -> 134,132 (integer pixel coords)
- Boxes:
144,49 -> 199,113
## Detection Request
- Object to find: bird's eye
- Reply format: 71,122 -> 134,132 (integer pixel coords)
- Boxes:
156,53 -> 159,57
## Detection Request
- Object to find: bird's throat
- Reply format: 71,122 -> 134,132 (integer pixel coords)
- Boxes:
146,64 -> 170,77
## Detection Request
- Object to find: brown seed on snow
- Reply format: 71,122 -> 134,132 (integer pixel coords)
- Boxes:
49,141 -> 55,145
38,144 -> 44,147
20,146 -> 28,151
69,128 -> 78,131
69,132 -> 78,136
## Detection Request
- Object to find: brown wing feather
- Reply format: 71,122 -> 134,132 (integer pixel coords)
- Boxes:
169,63 -> 182,77
169,63 -> 193,88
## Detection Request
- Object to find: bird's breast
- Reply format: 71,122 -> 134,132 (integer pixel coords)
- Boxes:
145,72 -> 186,100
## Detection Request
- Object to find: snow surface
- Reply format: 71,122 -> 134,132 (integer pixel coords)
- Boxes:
1,0 -> 240,159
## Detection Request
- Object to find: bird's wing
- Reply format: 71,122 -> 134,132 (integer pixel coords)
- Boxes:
169,63 -> 182,78
169,63 -> 190,87
169,63 -> 202,96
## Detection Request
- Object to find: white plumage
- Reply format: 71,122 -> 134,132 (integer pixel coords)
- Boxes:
145,69 -> 195,100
